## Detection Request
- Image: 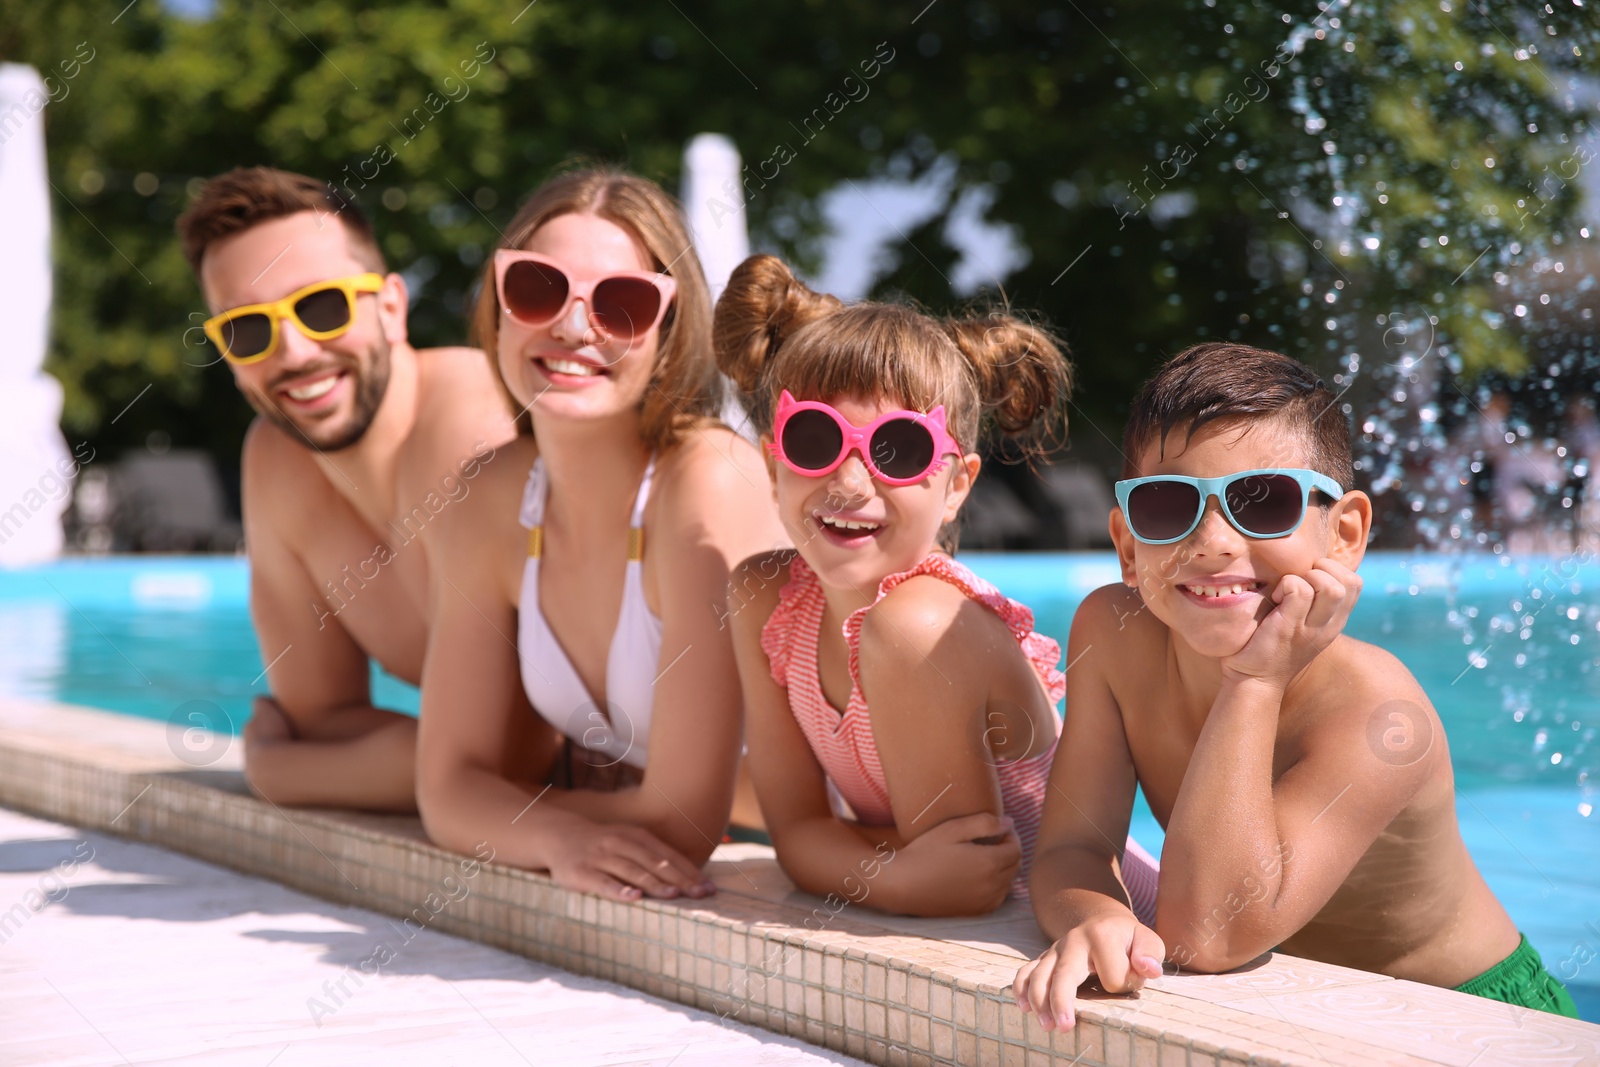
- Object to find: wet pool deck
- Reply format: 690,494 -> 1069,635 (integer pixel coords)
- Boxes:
1,695 -> 1596,1067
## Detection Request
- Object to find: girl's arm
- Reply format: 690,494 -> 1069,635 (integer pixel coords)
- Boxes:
854,577 -> 1033,914
414,449 -> 708,901
729,555 -> 1016,916
728,552 -> 908,910
535,432 -> 785,864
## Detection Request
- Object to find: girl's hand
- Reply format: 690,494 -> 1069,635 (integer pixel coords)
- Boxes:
892,812 -> 1021,915
1221,558 -> 1361,689
1012,908 -> 1165,1031
543,821 -> 716,902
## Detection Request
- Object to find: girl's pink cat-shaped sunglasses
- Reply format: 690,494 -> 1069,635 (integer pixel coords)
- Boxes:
767,390 -> 963,486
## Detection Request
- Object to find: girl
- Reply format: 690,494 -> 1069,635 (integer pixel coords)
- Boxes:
716,255 -> 1159,918
416,170 -> 784,902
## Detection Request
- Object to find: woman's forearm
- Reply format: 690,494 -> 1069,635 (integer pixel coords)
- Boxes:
418,763 -> 593,871
538,780 -> 724,866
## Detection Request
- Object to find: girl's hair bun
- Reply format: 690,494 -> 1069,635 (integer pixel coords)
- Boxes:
944,314 -> 1072,446
713,254 -> 841,394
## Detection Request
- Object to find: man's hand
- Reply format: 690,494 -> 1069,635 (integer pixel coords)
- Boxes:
1012,908 -> 1165,1031
1221,558 -> 1361,689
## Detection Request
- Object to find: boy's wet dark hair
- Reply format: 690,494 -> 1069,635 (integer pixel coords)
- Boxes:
1121,342 -> 1354,486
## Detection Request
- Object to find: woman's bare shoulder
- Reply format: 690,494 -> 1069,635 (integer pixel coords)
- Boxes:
656,424 -> 771,508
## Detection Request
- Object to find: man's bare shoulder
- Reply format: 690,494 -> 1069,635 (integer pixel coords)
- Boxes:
401,346 -> 519,492
411,346 -> 516,439
413,346 -> 505,414
240,416 -> 331,512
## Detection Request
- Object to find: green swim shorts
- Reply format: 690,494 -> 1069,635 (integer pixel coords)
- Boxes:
1455,933 -> 1580,1018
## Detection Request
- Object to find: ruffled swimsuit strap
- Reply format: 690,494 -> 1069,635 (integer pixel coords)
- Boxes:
840,554 -> 1066,706
758,552 -> 816,689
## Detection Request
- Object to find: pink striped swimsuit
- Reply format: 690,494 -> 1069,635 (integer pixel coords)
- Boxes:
760,552 -> 1159,916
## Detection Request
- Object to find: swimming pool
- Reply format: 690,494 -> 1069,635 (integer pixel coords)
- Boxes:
0,553 -> 1594,1020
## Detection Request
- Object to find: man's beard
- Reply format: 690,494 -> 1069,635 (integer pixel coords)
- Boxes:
247,338 -> 392,453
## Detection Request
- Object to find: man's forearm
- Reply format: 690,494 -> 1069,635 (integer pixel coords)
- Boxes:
245,712 -> 417,811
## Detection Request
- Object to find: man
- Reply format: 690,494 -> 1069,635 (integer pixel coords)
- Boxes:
178,167 -> 522,810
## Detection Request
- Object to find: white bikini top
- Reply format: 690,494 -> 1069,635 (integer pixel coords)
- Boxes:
517,456 -> 662,771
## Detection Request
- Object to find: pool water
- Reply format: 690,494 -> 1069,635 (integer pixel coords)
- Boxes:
0,553 -> 1595,1020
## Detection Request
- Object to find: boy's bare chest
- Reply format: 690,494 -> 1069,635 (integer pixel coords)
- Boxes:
1113,669 -> 1306,827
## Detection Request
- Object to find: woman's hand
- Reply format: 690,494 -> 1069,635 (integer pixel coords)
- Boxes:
1012,905 -> 1165,1031
886,812 -> 1021,916
1221,558 -> 1362,690
543,819 -> 717,902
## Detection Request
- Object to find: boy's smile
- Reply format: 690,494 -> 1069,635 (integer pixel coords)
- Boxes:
1112,415 -> 1361,660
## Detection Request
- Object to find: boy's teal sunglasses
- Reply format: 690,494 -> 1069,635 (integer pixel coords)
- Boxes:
1114,468 -> 1345,545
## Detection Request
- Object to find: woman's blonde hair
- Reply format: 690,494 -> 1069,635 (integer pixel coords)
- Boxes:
714,254 -> 1072,460
470,167 -> 719,448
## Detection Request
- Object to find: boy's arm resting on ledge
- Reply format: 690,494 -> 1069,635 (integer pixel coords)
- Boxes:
1016,587 -> 1163,1030
1029,586 -> 1147,933
1156,564 -> 1432,972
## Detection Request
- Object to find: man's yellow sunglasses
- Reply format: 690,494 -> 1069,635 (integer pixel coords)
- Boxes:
203,273 -> 384,365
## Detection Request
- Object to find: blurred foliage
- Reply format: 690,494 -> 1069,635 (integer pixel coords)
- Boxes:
2,0 -> 1596,481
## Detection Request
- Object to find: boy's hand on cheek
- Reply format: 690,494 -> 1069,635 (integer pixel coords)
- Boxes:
1012,912 -> 1165,1031
1221,558 -> 1361,689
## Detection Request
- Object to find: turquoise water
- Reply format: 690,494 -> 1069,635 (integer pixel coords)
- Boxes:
0,553 -> 1594,1019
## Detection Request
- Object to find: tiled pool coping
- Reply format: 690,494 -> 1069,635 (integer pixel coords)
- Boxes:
1,696 -> 1595,1066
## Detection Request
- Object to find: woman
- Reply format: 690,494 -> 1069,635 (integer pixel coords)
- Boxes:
417,168 -> 784,901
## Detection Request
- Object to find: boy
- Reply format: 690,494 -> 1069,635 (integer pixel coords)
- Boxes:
1014,343 -> 1578,1028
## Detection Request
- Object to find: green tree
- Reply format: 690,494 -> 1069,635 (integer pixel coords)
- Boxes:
3,0 -> 1594,502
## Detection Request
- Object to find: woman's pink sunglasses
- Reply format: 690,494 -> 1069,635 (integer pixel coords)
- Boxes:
767,391 -> 963,486
493,249 -> 676,340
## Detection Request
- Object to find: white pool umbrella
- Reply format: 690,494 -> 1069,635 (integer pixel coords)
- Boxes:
681,133 -> 750,302
681,133 -> 756,440
0,63 -> 73,566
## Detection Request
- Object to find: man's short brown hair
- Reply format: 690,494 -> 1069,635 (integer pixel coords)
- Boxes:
176,166 -> 385,275
1121,342 -> 1354,486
